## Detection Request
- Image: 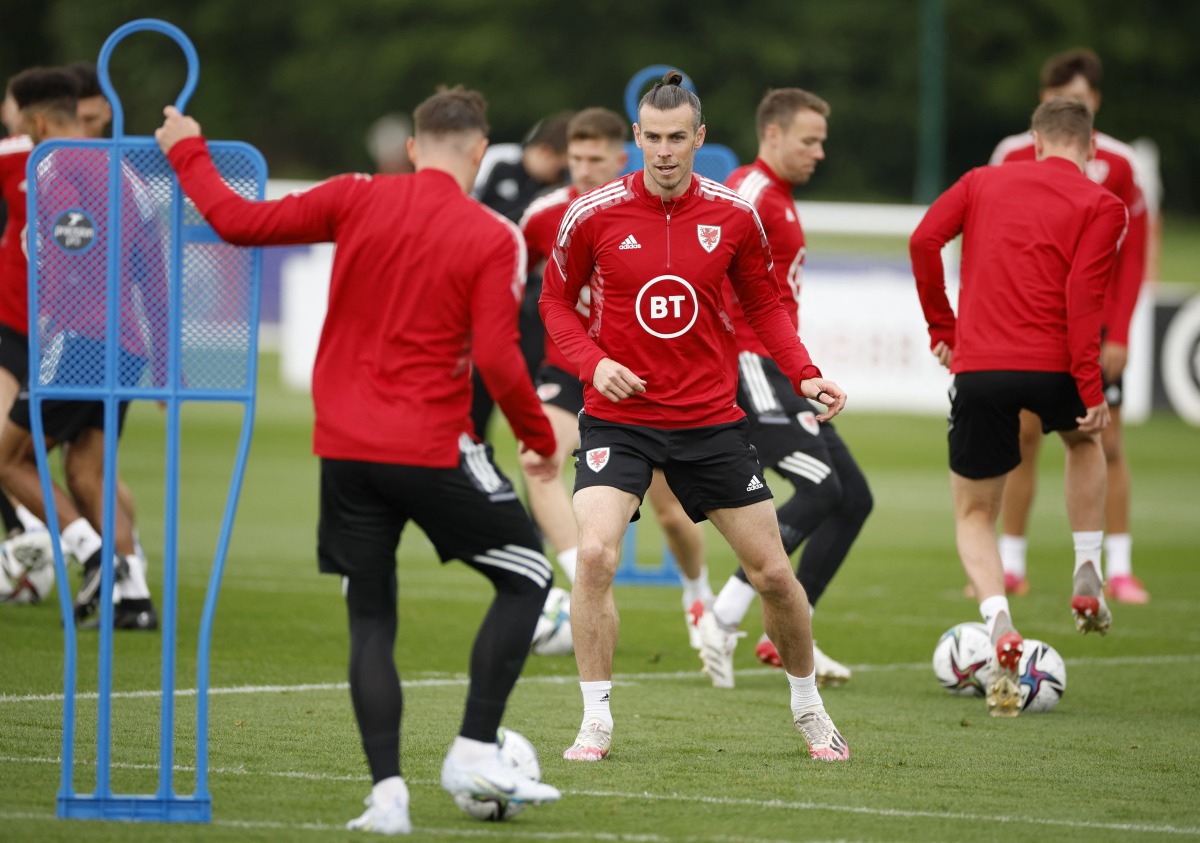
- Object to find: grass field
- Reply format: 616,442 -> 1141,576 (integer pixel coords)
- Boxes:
2,360 -> 1199,842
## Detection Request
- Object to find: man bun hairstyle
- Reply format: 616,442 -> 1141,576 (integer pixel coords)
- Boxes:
413,85 -> 489,138
568,107 -> 628,144
1041,48 -> 1102,91
10,66 -> 79,118
1030,97 -> 1093,150
755,88 -> 830,141
637,69 -> 702,130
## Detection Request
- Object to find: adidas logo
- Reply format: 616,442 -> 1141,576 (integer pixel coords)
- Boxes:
746,475 -> 764,492
618,234 -> 641,250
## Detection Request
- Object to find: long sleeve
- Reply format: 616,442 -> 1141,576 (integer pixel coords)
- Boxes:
472,226 -> 556,457
168,136 -> 348,247
1067,199 -> 1128,407
727,213 -> 820,391
1102,191 -> 1147,346
910,176 -> 969,351
540,223 -> 607,385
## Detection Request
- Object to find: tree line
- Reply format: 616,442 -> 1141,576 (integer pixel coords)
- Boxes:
5,0 -> 1197,211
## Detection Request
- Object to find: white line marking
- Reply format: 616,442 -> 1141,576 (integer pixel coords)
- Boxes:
0,776 -> 1195,838
2,654 -> 1197,704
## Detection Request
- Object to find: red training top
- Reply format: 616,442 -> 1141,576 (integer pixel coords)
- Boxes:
540,170 -> 820,428
991,131 -> 1147,346
723,158 -> 803,353
910,157 -> 1127,408
168,136 -> 555,466
519,184 -> 581,375
0,135 -> 34,334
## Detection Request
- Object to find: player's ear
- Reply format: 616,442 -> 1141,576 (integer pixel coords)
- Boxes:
632,123 -> 643,149
694,123 -> 706,150
471,135 -> 488,168
405,136 -> 418,169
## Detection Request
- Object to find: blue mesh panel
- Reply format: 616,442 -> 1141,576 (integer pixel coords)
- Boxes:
28,138 -> 265,401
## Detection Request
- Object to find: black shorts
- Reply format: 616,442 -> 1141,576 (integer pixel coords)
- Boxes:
535,365 -> 584,414
9,333 -> 142,442
0,324 -> 28,382
573,413 -> 773,523
737,352 -> 839,480
949,371 -> 1086,480
317,441 -> 550,587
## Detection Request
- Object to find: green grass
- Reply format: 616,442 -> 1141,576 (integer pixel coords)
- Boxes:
2,363 -> 1199,842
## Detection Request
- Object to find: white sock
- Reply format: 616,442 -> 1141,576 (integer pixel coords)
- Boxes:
712,576 -> 757,629
62,518 -> 102,564
372,775 -> 408,805
1104,533 -> 1132,579
556,547 -> 578,585
115,553 -> 151,601
15,505 -> 45,533
1073,530 -> 1104,575
680,564 -> 713,610
581,680 -> 613,728
447,735 -> 498,765
997,534 -> 1027,577
787,670 -> 823,712
979,595 -> 1011,637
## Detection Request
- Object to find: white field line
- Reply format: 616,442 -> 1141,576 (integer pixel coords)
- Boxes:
0,811 -> 858,843
0,763 -> 1197,839
2,653 -> 1199,704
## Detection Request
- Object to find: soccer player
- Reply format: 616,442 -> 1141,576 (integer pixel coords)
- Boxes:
66,61 -> 113,140
541,70 -> 850,763
157,86 -> 562,834
0,66 -> 158,629
470,111 -> 573,442
911,98 -> 1127,717
692,88 -> 873,689
519,107 -> 712,651
989,48 -> 1149,604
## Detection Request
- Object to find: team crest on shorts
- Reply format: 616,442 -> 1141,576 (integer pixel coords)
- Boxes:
797,411 -> 820,436
585,447 -> 610,472
697,225 -> 721,253
537,382 -> 562,402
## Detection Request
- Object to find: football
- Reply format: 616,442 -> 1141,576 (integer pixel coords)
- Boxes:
452,727 -> 541,821
0,547 -> 55,606
932,621 -> 993,696
531,586 -> 573,656
1016,638 -> 1067,713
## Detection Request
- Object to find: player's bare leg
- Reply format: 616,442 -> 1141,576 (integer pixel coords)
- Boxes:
994,410 -> 1042,595
522,403 -> 582,573
1060,427 -> 1112,634
563,484 -> 640,761
951,470 -> 1023,717
646,469 -> 710,647
1100,406 -> 1146,603
707,500 -> 848,759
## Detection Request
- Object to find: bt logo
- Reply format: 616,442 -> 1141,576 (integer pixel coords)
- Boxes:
635,275 -> 698,339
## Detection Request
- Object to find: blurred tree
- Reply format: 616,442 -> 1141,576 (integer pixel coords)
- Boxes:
2,0 -> 1195,211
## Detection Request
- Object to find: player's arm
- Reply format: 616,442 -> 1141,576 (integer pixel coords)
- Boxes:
157,106 -> 345,247
539,218 -> 643,401
729,214 -> 844,418
910,174 -> 969,358
1101,174 -> 1148,378
472,225 -> 556,463
1067,198 -> 1128,409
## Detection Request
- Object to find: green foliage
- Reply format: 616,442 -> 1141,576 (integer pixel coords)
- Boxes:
4,0 -> 1198,209
2,363 -> 1199,841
